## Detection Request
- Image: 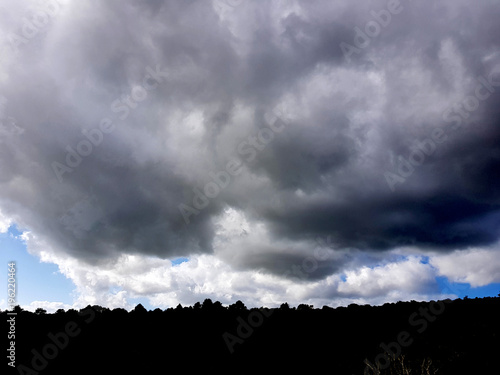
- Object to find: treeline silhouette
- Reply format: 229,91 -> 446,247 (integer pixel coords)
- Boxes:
4,296 -> 500,374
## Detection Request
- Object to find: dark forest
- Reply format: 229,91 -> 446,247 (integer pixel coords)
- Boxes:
4,296 -> 500,374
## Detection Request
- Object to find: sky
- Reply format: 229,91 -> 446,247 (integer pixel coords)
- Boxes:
0,0 -> 499,312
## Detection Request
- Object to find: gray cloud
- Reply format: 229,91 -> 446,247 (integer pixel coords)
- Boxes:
0,0 -> 499,281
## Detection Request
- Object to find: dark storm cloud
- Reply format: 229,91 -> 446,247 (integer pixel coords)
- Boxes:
0,0 -> 499,276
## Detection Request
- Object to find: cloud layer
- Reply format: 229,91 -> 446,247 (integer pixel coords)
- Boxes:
0,0 -> 499,309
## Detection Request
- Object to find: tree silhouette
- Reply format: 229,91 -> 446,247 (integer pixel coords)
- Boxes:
202,298 -> 214,310
35,307 -> 47,315
133,303 -> 147,313
297,303 -> 313,310
229,300 -> 247,311
2,297 -> 499,374
280,302 -> 290,310
213,300 -> 224,310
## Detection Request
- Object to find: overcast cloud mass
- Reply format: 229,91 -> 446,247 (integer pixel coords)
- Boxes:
0,0 -> 499,310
